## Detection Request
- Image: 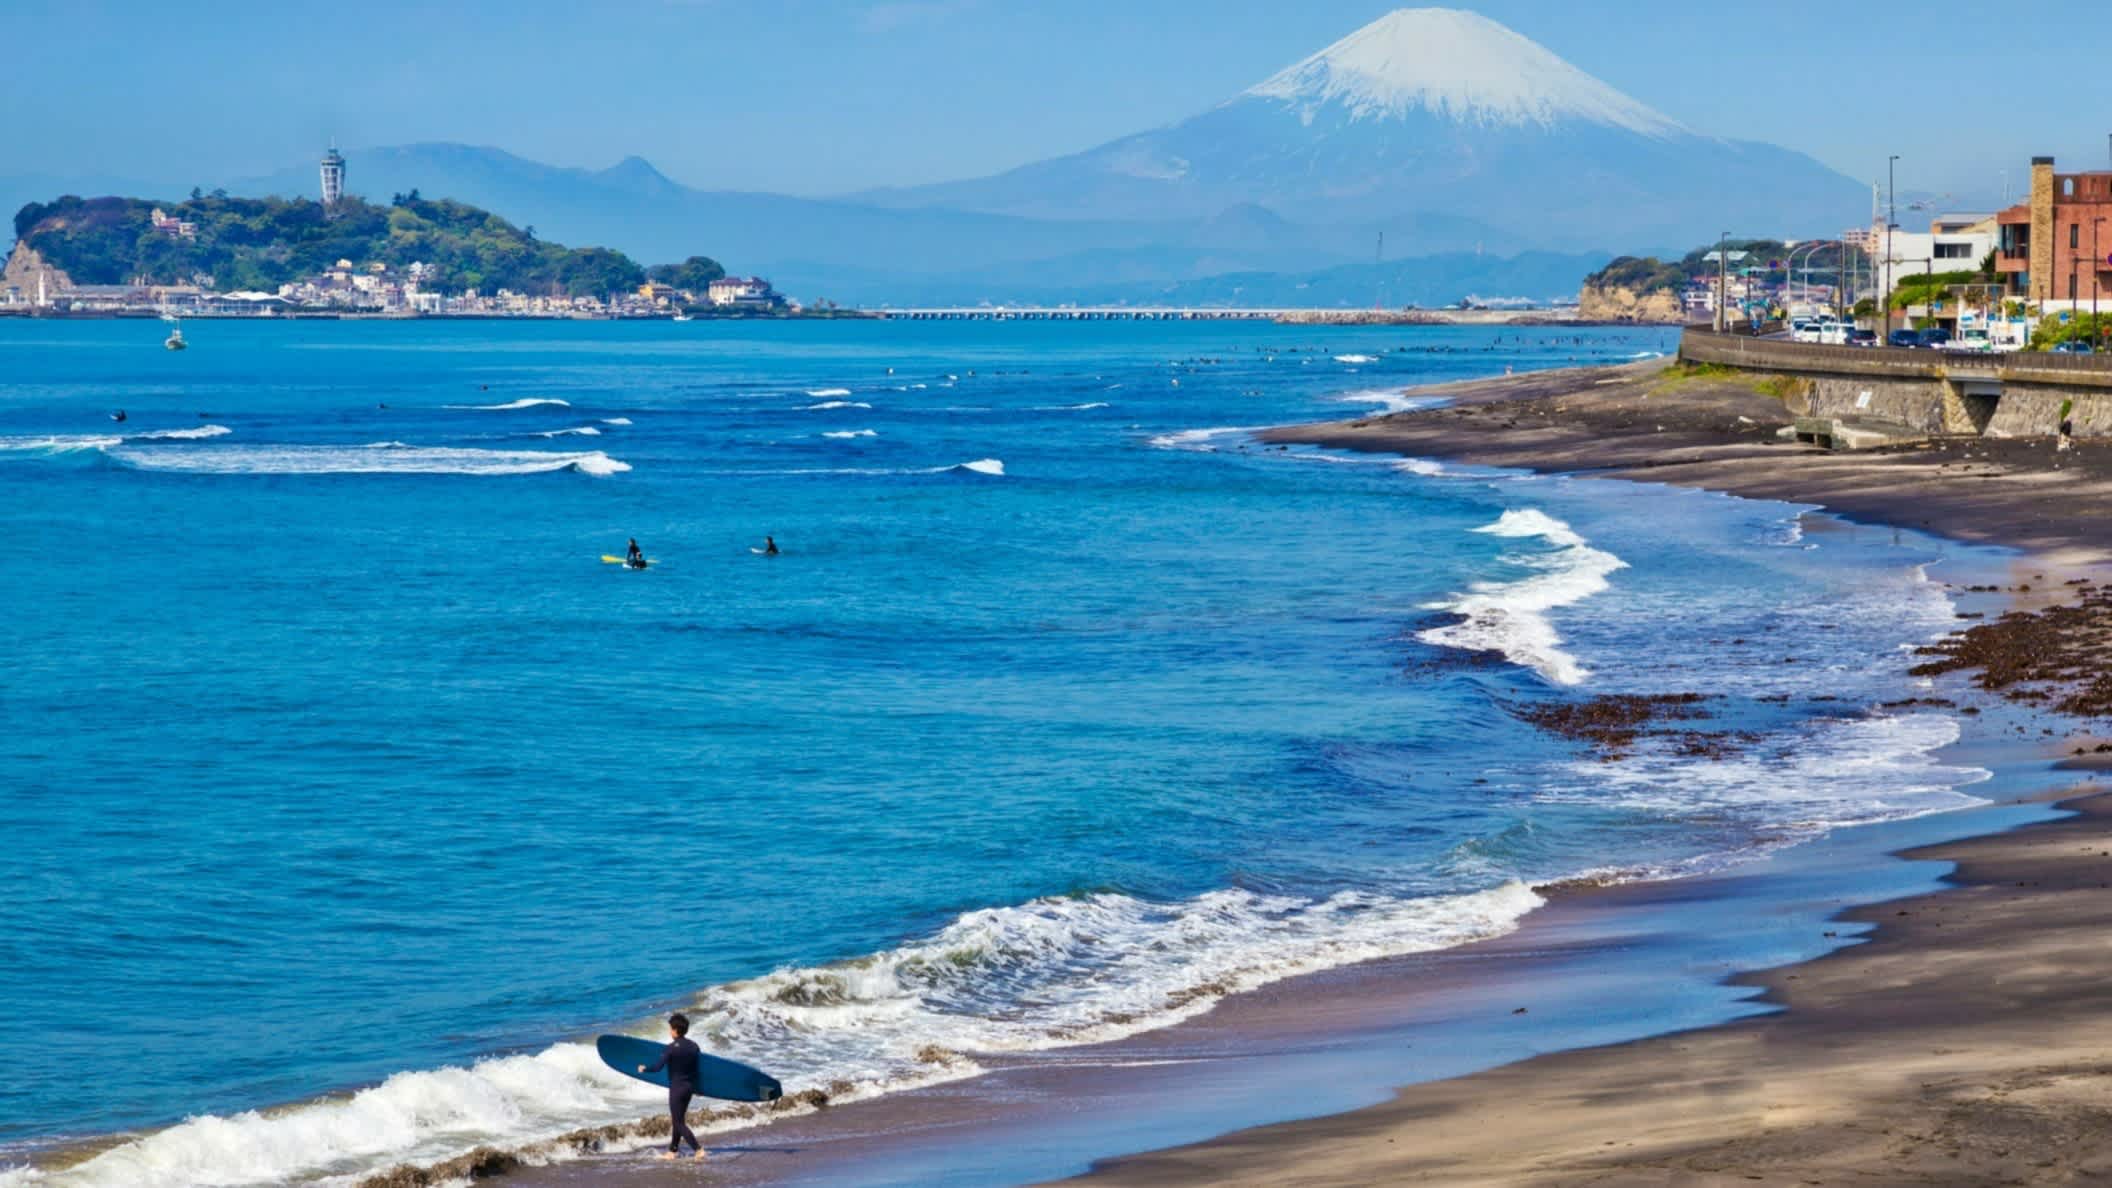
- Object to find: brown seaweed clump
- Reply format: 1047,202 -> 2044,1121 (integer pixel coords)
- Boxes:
1910,586 -> 2112,718
1515,693 -> 1717,757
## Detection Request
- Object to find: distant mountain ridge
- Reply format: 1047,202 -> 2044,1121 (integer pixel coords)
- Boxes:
857,8 -> 1863,245
5,8 -> 1866,306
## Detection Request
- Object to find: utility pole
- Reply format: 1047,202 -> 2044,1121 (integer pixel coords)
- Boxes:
1717,231 -> 1730,333
1886,155 -> 1900,346
2095,216 -> 2106,341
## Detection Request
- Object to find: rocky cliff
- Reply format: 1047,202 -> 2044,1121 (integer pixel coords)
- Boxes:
1578,282 -> 1685,324
2,240 -> 70,298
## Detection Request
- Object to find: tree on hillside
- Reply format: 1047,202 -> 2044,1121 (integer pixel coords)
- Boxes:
648,255 -> 727,293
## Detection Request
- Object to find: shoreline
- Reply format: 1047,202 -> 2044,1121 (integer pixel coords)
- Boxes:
1062,360 -> 2112,1185
1078,787 -> 2112,1186
19,356 -> 2106,1186
489,360 -> 2112,1185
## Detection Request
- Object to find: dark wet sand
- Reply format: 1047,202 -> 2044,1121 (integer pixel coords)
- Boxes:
1261,359 -> 2112,569
1079,791 -> 2112,1187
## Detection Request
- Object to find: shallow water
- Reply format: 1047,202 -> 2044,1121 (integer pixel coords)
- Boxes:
0,319 -> 1989,1185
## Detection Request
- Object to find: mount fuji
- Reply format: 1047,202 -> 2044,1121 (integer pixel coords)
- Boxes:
862,8 -> 1863,250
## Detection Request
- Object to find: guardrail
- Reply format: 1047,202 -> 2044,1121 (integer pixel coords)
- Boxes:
1679,328 -> 2112,387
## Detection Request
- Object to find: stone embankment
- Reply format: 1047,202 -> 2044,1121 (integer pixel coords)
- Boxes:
1680,328 -> 2112,440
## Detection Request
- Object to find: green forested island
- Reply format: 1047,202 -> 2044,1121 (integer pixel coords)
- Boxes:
12,193 -> 722,297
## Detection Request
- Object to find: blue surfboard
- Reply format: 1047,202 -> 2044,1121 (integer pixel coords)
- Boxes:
595,1034 -> 784,1103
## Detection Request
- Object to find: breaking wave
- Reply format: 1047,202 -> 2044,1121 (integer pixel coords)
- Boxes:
805,388 -> 853,398
525,426 -> 602,438
7,881 -> 1538,1187
806,401 -> 873,411
1418,509 -> 1627,686
105,445 -> 630,478
445,398 -> 571,411
1335,391 -> 1434,416
1334,354 -> 1378,364
822,430 -> 878,439
0,425 -> 233,455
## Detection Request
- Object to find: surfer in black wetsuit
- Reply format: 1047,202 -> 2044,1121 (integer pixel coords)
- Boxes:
639,1012 -> 705,1160
764,535 -> 779,556
626,538 -> 645,568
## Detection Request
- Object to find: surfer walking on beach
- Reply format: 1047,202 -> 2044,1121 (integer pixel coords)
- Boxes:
638,1012 -> 706,1160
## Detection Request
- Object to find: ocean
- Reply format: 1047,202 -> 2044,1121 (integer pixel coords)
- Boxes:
0,318 -> 1990,1186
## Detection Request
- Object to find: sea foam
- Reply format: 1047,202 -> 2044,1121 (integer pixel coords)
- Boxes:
108,445 -> 629,477
445,398 -> 571,411
11,880 -> 1539,1188
1418,509 -> 1627,685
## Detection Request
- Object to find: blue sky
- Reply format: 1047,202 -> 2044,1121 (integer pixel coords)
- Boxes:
3,0 -> 2105,205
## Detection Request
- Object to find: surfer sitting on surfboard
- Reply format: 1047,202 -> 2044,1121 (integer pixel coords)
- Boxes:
763,535 -> 779,556
626,538 -> 646,568
638,1013 -> 706,1160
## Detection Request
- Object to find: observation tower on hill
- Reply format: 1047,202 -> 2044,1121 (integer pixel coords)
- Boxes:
320,144 -> 346,207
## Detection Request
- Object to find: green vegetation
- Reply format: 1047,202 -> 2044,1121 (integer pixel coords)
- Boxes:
1885,269 -> 1986,311
13,193 -> 656,297
1586,239 -> 1863,296
647,256 -> 726,293
2029,311 -> 2111,350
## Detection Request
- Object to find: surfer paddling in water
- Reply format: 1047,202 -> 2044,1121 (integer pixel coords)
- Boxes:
639,1012 -> 706,1160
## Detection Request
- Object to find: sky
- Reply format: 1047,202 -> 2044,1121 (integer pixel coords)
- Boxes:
3,0 -> 2107,206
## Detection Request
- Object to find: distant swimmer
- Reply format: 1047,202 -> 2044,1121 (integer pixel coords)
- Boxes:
626,538 -> 646,568
763,535 -> 779,556
637,1013 -> 706,1161
110,410 -> 126,423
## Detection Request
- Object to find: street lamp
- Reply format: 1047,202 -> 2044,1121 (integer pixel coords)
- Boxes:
1885,155 -> 1900,345
1716,230 -> 1730,334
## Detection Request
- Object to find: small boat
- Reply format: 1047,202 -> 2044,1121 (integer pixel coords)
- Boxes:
671,309 -> 693,323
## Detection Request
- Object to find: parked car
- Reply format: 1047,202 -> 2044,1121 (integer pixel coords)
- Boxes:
1887,329 -> 1921,348
2051,340 -> 2097,354
1916,328 -> 1953,349
1945,329 -> 1995,353
1790,319 -> 1822,343
1847,329 -> 1879,347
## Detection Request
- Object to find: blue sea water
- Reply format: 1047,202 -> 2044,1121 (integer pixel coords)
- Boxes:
0,319 -> 1990,1186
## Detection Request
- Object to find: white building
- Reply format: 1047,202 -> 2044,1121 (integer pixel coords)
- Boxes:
1868,213 -> 1996,293
706,276 -> 779,308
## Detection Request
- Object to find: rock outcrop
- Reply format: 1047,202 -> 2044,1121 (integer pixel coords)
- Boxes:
2,240 -> 70,299
1578,282 -> 1684,324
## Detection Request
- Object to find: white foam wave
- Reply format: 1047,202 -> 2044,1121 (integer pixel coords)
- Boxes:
1394,459 -> 1446,476
805,387 -> 853,398
1545,713 -> 1988,830
1418,509 -> 1627,685
444,398 -> 571,411
956,458 -> 1004,476
0,425 -> 232,455
806,401 -> 873,411
108,445 -> 629,477
527,426 -> 601,438
1334,354 -> 1378,364
1336,391 -> 1431,416
1035,402 -> 1110,411
1147,426 -> 1261,451
20,881 -> 1536,1187
599,417 -> 632,426
127,425 -> 233,441
822,430 -> 878,439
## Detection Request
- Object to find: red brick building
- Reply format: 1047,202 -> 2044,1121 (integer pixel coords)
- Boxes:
1995,156 -> 2112,310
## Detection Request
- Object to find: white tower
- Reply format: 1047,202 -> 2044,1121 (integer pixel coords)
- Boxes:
320,144 -> 346,206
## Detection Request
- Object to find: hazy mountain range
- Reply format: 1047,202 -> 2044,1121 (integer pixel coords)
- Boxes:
4,9 -> 1869,305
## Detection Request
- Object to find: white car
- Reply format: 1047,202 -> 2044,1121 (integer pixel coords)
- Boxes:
1790,320 -> 1823,343
1818,322 -> 1854,345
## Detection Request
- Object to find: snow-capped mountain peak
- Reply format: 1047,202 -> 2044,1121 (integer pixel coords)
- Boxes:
1244,8 -> 1685,138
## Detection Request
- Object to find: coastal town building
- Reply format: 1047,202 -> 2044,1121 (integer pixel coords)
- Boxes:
706,276 -> 780,308
1995,156 -> 2112,313
149,208 -> 198,240
1865,212 -> 1996,294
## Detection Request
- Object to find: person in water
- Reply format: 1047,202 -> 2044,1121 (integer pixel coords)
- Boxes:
764,535 -> 779,556
111,409 -> 126,423
638,1012 -> 705,1160
626,538 -> 645,567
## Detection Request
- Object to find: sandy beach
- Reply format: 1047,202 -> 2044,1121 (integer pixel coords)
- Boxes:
1081,788 -> 2112,1186
1063,360 -> 2112,1186
473,358 -> 2112,1188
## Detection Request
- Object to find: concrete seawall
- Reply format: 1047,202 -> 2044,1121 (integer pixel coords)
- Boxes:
1679,329 -> 2112,438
